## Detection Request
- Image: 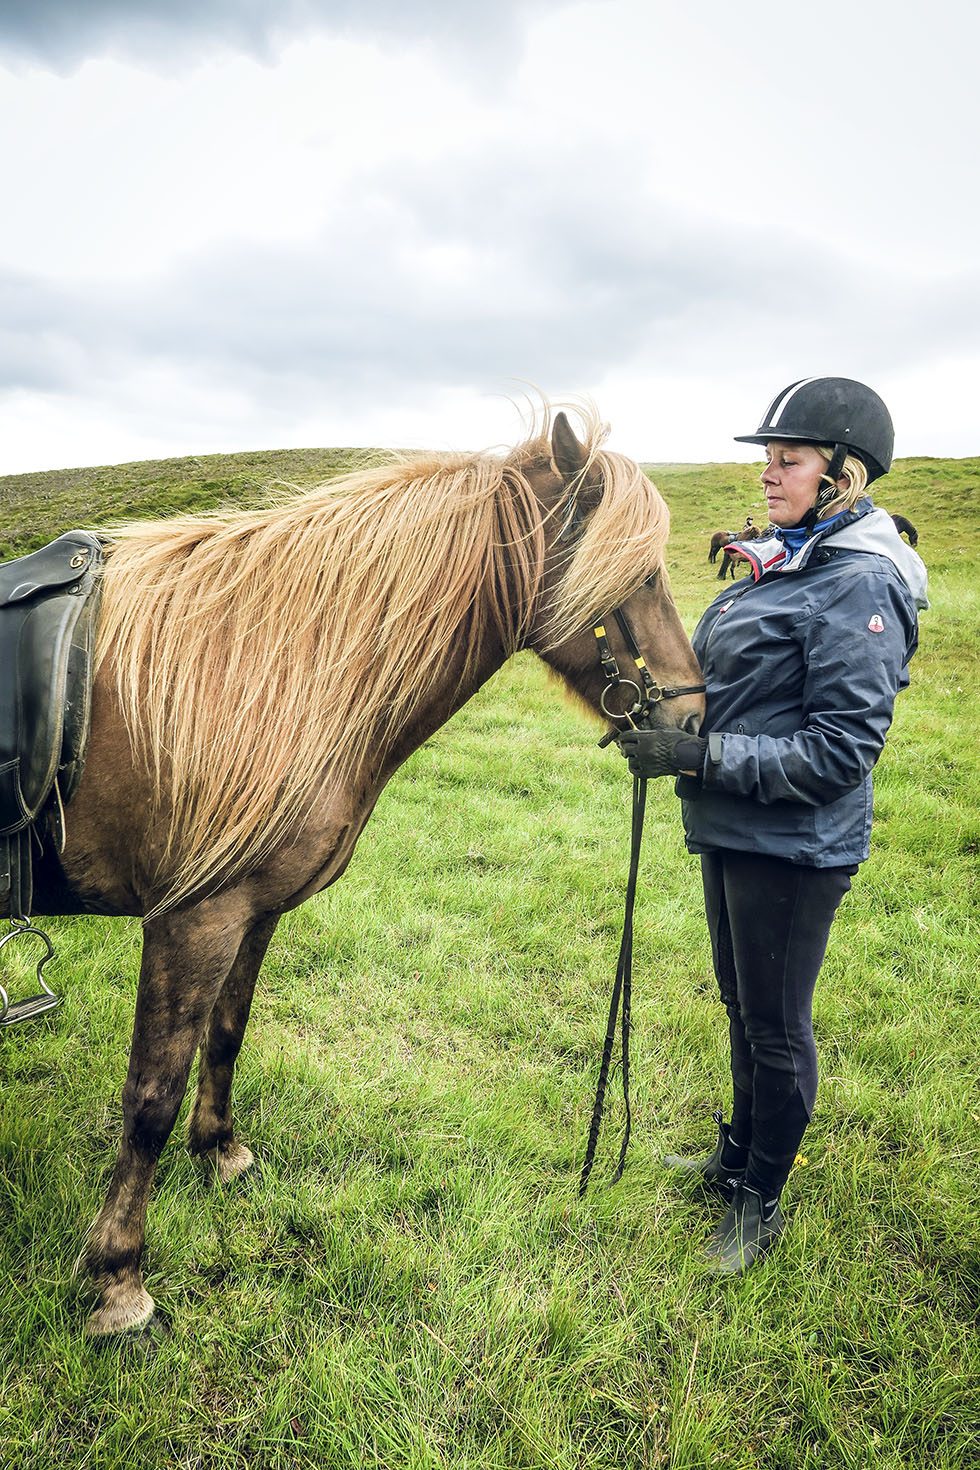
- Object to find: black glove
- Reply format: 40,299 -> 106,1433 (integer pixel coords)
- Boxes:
617,727 -> 708,779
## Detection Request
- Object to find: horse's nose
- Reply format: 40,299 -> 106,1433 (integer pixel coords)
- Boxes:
682,710 -> 703,735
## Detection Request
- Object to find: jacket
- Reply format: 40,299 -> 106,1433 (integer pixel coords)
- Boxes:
678,501 -> 928,867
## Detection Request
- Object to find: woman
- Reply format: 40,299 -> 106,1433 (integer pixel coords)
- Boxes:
619,377 -> 928,1274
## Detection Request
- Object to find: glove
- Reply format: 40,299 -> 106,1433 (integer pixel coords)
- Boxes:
617,727 -> 708,779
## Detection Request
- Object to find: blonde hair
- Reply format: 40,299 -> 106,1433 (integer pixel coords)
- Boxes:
815,446 -> 869,516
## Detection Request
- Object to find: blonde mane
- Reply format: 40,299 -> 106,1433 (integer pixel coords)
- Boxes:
95,404 -> 669,914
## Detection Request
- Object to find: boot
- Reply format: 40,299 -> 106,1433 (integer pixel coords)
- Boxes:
664,1110 -> 748,1202
704,1183 -> 784,1275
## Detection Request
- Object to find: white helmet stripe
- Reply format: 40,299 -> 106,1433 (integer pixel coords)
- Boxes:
765,376 -> 823,429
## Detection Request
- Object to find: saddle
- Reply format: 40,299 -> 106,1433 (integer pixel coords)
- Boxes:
0,531 -> 104,1024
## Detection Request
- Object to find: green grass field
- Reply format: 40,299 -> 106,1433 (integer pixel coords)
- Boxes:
1,446 -> 978,1469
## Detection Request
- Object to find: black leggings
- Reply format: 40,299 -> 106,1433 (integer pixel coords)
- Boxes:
700,850 -> 856,1199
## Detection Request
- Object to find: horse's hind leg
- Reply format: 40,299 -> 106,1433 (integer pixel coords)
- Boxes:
81,898 -> 248,1339
187,913 -> 280,1182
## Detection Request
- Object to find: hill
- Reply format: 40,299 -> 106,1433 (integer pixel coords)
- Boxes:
2,445 -> 977,621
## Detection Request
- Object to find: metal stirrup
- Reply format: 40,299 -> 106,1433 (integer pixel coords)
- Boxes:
0,918 -> 61,1026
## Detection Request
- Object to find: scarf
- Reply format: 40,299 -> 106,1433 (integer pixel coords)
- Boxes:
773,507 -> 851,559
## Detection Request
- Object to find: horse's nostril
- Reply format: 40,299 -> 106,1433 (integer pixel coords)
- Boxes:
683,711 -> 703,736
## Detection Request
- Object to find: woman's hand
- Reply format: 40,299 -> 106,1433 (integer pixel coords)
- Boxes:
617,727 -> 708,779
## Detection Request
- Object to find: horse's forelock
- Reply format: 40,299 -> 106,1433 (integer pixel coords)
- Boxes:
540,448 -> 670,651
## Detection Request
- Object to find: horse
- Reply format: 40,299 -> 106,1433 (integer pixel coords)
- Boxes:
708,529 -> 734,564
22,405 -> 703,1340
717,522 -> 763,579
890,513 -> 919,547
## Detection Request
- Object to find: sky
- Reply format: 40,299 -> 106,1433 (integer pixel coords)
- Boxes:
1,0 -> 978,475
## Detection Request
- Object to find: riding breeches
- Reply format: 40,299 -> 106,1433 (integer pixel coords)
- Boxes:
700,849 -> 856,1198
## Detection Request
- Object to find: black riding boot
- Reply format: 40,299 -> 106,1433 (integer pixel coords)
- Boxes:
664,1110 -> 748,1202
705,1183 -> 785,1275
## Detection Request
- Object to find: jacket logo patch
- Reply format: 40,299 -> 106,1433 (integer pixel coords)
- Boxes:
868,614 -> 885,633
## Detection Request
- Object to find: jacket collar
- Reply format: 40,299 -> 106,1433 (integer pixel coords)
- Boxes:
723,499 -> 875,582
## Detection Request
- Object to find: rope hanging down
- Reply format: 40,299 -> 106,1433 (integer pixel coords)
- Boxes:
578,772 -> 647,1195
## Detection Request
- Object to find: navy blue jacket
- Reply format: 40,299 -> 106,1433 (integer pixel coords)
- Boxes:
679,501 -> 928,867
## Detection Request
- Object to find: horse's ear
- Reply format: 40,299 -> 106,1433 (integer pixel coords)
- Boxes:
551,411 -> 603,508
552,412 -> 588,481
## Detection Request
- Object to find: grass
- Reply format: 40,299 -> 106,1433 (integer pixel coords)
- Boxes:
1,445 -> 978,1468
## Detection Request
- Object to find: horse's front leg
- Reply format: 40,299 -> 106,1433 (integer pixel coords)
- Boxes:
81,897 -> 248,1339
186,912 -> 280,1182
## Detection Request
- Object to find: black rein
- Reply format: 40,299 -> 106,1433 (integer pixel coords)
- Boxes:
578,603 -> 705,1195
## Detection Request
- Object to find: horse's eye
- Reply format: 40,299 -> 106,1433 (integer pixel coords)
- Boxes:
645,571 -> 659,589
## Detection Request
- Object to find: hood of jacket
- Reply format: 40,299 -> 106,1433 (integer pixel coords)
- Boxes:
723,500 -> 929,609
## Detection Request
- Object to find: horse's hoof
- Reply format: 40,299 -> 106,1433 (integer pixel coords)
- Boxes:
206,1140 -> 255,1185
84,1285 -> 156,1341
87,1311 -> 170,1356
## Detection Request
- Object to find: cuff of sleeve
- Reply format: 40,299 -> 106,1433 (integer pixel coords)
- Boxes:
703,731 -> 725,786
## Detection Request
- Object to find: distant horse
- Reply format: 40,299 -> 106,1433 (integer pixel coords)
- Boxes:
890,513 -> 919,547
708,529 -> 735,563
27,406 -> 703,1339
717,522 -> 763,579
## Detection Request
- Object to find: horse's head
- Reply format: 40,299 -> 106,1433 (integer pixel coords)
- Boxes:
517,410 -> 704,737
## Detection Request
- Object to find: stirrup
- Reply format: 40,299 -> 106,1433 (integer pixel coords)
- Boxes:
0,917 -> 61,1025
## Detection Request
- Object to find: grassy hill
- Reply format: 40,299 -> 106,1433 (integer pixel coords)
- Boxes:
1,446 -> 978,1469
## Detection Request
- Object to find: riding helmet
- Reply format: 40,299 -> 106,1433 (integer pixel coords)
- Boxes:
734,377 -> 894,483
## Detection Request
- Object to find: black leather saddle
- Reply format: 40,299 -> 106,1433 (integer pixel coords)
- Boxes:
0,530 -> 104,1023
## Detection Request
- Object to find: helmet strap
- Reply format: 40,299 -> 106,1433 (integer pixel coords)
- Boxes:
825,442 -> 849,483
801,442 -> 847,531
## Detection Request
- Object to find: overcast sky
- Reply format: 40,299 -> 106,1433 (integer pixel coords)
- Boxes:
1,0 -> 977,474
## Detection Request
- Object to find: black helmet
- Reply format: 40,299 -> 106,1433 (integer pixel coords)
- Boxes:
734,376 -> 894,483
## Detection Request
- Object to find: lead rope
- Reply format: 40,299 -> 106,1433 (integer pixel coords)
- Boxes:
578,771 -> 647,1195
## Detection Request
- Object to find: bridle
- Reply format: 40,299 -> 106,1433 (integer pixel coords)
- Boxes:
579,586 -> 705,1196
555,490 -> 704,730
592,594 -> 706,745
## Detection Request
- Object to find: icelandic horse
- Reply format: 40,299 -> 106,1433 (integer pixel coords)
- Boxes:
31,406 -> 703,1338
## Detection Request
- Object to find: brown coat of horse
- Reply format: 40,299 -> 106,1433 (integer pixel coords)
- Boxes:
708,529 -> 734,563
41,407 -> 703,1338
717,521 -> 763,579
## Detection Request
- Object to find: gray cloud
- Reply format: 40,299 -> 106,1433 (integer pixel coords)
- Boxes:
4,139 -> 977,428
0,0 -> 569,74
